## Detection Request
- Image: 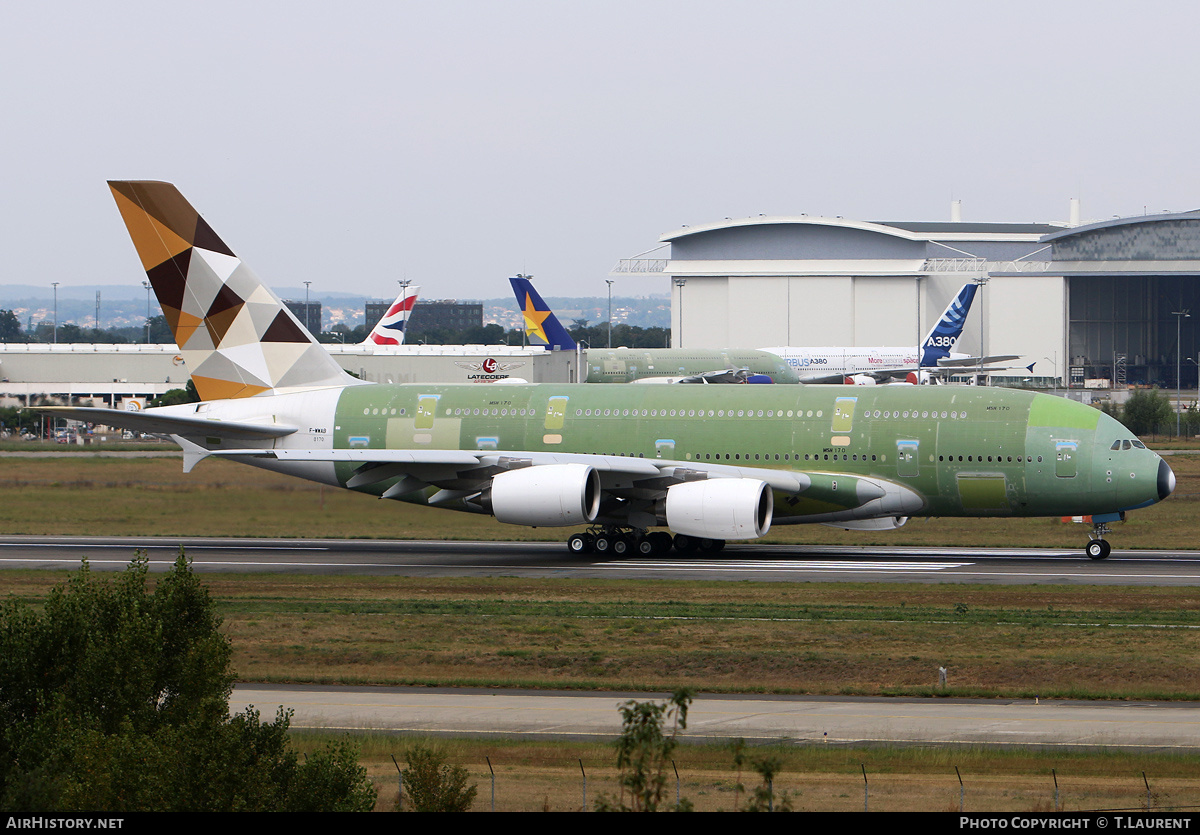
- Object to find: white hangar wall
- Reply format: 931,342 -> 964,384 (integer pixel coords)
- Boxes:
654,216 -> 1056,368
627,210 -> 1200,387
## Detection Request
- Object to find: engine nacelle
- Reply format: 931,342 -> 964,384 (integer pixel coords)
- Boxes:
845,374 -> 877,386
664,478 -> 773,540
489,464 -> 600,527
822,516 -> 909,531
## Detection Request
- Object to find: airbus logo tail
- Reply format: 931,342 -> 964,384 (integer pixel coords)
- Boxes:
920,283 -> 977,367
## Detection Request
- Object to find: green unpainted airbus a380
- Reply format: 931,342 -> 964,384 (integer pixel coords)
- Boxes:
42,182 -> 1175,561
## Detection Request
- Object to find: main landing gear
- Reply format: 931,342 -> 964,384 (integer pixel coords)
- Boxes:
566,527 -> 726,557
1086,521 -> 1112,560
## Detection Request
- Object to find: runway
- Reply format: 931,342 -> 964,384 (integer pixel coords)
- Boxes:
3,535 -> 1200,585
232,684 -> 1200,751
8,535 -> 1200,750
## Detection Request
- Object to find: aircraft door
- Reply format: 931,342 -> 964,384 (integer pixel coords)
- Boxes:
1056,441 -> 1078,478
832,397 -> 857,432
544,396 -> 568,430
415,395 -> 440,429
897,440 -> 919,478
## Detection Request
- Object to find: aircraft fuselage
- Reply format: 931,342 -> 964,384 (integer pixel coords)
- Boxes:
192,382 -> 1169,526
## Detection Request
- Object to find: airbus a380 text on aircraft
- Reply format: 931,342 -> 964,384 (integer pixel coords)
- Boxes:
761,283 -> 1022,384
42,182 -> 1174,561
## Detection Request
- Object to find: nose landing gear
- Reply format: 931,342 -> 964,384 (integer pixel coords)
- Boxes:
1086,521 -> 1112,560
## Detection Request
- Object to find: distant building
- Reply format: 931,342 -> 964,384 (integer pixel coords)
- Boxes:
405,300 -> 483,335
283,300 -> 322,334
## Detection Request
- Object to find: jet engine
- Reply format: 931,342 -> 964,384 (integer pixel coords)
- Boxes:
845,374 -> 877,386
489,464 -> 600,526
663,478 -> 773,540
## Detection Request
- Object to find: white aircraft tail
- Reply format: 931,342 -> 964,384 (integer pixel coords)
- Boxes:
363,285 -> 420,345
108,181 -> 360,400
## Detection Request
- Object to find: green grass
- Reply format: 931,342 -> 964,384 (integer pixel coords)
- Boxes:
6,572 -> 1200,700
1,453 -> 1198,548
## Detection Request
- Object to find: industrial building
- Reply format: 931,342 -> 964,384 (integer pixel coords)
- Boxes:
0,343 -> 574,408
615,203 -> 1200,388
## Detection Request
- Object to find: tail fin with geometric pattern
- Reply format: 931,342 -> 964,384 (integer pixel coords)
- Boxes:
108,181 -> 359,400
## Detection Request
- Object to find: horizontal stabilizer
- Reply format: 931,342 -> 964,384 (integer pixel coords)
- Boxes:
33,406 -> 297,440
936,354 -> 1022,368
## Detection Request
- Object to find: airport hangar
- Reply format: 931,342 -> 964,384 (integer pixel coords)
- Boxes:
615,207 -> 1200,389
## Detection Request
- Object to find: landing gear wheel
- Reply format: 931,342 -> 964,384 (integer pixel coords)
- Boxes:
636,537 -> 656,556
672,534 -> 699,554
593,534 -> 613,554
1086,539 -> 1111,560
647,531 -> 673,555
566,532 -> 593,555
612,537 -> 631,556
698,538 -> 726,553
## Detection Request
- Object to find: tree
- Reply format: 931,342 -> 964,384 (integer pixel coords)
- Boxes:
150,379 -> 200,408
741,754 -> 794,812
0,551 -> 377,812
146,314 -> 174,343
1122,387 -> 1174,437
401,743 -> 477,812
596,688 -> 692,812
0,309 -> 23,342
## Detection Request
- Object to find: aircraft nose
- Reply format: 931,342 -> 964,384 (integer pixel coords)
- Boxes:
1159,458 -> 1176,501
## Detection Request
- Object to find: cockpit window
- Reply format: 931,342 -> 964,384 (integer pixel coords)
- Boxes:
1122,440 -> 1132,450
1111,440 -> 1121,450
1132,440 -> 1146,449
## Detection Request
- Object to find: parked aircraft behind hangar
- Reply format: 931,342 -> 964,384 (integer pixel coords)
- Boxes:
512,276 -> 1018,386
510,275 -> 797,384
761,283 -> 1022,385
40,181 -> 1174,561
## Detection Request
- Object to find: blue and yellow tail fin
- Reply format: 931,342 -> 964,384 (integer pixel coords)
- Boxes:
508,275 -> 577,350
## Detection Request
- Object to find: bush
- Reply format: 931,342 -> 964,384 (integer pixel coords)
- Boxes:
401,744 -> 477,812
0,551 -> 377,812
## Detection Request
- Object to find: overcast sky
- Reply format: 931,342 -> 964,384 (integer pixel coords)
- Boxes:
2,1 -> 1198,302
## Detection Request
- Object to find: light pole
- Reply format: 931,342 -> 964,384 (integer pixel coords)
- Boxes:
673,278 -> 687,348
605,280 -> 613,348
143,280 -> 152,343
1043,355 -> 1058,395
398,279 -> 412,334
304,281 -> 313,334
1174,310 -> 1191,437
51,282 -> 59,344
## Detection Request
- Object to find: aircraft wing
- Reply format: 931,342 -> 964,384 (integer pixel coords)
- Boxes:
201,447 -> 920,520
672,367 -> 772,384
32,406 -> 298,440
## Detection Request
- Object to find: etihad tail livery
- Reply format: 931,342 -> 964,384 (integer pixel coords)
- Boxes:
42,182 -> 1175,561
508,274 -> 799,384
364,285 -> 420,346
761,283 -> 1020,384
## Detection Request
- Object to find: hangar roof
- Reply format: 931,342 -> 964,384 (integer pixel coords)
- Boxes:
1040,210 -> 1200,263
1040,210 -> 1200,243
660,215 -> 1055,244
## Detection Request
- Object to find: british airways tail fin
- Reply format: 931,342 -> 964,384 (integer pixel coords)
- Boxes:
919,283 -> 977,367
108,181 -> 360,400
509,275 -> 577,350
363,285 -> 420,345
